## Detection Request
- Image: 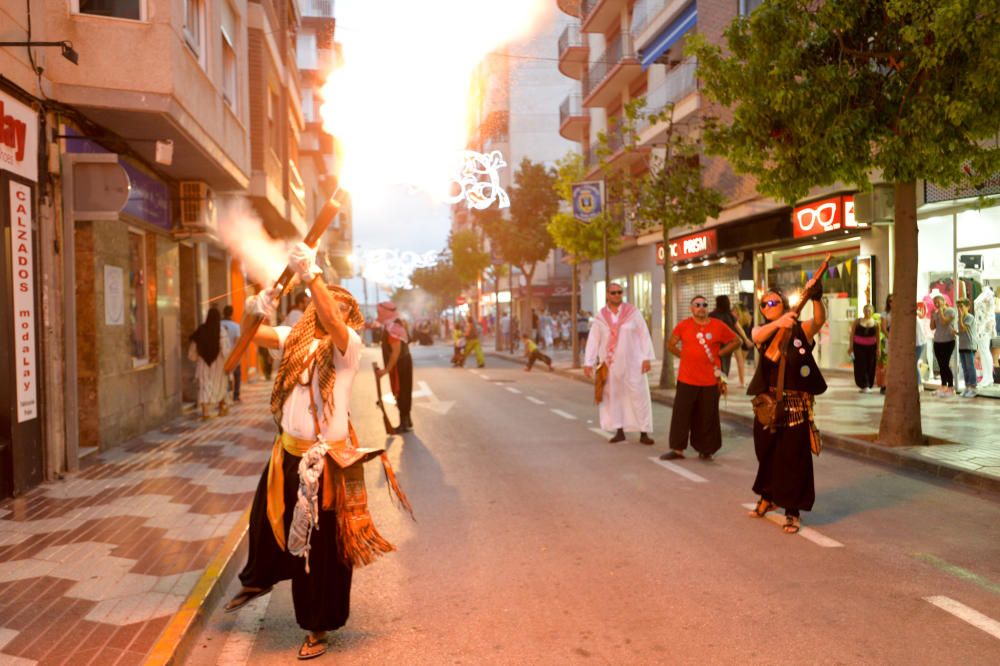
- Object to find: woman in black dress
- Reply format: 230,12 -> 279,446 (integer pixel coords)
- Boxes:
849,304 -> 880,392
747,284 -> 826,534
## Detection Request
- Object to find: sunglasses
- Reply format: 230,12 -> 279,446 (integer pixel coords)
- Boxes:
760,298 -> 782,309
609,290 -> 623,295
692,302 -> 708,308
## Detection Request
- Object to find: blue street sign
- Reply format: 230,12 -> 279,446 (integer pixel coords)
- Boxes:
572,181 -> 603,222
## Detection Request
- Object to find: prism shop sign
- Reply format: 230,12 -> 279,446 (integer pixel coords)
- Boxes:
656,230 -> 718,265
10,181 -> 38,422
793,194 -> 858,238
0,92 -> 39,182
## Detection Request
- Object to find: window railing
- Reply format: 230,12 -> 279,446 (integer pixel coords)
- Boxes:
585,143 -> 600,169
637,58 -> 698,130
581,0 -> 600,20
630,0 -> 670,37
583,31 -> 634,99
301,0 -> 334,18
559,94 -> 584,125
558,24 -> 583,56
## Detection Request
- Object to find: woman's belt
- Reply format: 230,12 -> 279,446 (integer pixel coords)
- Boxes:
767,389 -> 815,428
853,335 -> 877,345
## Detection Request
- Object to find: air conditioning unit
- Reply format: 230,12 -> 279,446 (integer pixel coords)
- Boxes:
853,185 -> 894,225
179,181 -> 214,233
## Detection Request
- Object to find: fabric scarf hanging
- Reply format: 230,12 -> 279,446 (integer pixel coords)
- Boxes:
600,303 -> 638,368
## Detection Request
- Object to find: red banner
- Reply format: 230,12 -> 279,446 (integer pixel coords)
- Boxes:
657,229 -> 718,265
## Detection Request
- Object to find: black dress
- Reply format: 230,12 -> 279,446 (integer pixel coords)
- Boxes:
747,325 -> 826,513
381,321 -> 413,427
239,452 -> 353,632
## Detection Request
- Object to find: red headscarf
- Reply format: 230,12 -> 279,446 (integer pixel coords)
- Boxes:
377,301 -> 409,343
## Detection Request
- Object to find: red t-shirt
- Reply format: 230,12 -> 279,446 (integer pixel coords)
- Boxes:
671,317 -> 736,386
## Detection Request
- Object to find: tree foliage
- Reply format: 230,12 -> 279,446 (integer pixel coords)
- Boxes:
410,254 -> 462,310
547,151 -> 622,263
687,0 -> 1000,446
448,228 -> 490,288
687,0 -> 1000,201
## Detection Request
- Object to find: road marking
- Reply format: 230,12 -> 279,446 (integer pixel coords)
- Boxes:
740,503 -> 844,547
924,596 -> 1000,641
649,457 -> 708,483
550,409 -> 577,420
505,387 -> 521,394
216,592 -> 271,665
411,380 -> 455,415
915,553 -> 1000,597
526,396 -> 545,405
590,428 -> 612,438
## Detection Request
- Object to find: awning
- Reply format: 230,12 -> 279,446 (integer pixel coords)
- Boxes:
639,3 -> 697,70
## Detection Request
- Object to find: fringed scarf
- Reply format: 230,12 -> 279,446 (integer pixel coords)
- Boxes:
268,288 -> 413,570
600,302 -> 638,368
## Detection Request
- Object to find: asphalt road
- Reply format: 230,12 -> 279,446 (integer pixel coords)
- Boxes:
187,344 -> 1000,665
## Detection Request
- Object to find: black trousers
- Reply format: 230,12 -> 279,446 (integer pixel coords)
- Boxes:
752,420 -> 815,514
526,349 -> 552,369
668,381 -> 722,455
396,354 -> 413,423
239,454 -> 353,632
934,340 -> 956,388
853,343 -> 877,388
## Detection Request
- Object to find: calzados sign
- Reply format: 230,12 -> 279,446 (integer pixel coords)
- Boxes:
793,194 -> 858,238
657,229 -> 718,265
0,92 -> 39,182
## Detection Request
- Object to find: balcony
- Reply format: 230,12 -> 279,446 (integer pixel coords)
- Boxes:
559,94 -> 588,141
301,0 -> 334,19
582,31 -> 641,108
557,0 -> 582,17
581,0 -> 629,34
558,25 -> 589,79
637,59 -> 700,144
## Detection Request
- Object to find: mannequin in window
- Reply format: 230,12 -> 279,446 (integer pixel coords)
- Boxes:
975,286 -> 996,387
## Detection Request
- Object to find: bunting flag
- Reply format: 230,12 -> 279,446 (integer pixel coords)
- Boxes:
827,266 -> 835,279
800,270 -> 806,283
807,271 -> 814,280
845,259 -> 853,276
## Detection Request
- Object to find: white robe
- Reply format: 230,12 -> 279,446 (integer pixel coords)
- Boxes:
584,307 -> 656,432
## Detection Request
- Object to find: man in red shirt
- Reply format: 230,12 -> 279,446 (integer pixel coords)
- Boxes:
660,295 -> 740,461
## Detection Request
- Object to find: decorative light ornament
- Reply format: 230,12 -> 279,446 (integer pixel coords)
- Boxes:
359,249 -> 440,289
444,150 -> 510,210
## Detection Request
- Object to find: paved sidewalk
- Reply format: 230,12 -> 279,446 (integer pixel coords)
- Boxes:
482,340 -> 1000,493
0,382 -> 276,665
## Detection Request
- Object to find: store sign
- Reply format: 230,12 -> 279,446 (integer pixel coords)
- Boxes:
0,92 -> 39,182
10,181 -> 38,422
657,230 -> 718,264
793,194 -> 858,238
572,181 -> 604,222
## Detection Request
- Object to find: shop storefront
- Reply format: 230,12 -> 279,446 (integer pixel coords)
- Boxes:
661,228 -> 743,338
752,194 -> 874,370
1,87 -> 43,499
917,180 -> 1000,393
590,243 -> 661,352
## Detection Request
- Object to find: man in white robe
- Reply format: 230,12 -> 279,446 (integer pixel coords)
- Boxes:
584,283 -> 657,444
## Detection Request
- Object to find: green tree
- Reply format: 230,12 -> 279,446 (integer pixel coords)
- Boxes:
596,100 -> 723,388
480,158 -> 560,323
688,0 -> 1000,446
448,228 -> 491,288
410,254 -> 463,315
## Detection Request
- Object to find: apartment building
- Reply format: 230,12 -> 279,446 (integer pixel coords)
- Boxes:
0,0 -> 343,500
459,3 -> 577,328
558,0 -> 892,366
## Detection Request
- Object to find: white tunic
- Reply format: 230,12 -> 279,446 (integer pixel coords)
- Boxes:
274,327 -> 362,442
194,330 -> 232,405
584,307 -> 656,432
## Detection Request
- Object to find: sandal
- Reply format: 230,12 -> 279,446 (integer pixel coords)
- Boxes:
748,498 -> 775,518
783,516 -> 801,534
224,586 -> 272,613
298,633 -> 328,660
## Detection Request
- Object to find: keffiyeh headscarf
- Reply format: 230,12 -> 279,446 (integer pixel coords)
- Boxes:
377,301 -> 409,343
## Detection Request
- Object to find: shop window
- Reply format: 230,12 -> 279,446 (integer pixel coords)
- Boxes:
632,272 -> 653,331
184,0 -> 206,66
128,230 -> 150,366
75,0 -> 144,21
957,207 -> 1000,249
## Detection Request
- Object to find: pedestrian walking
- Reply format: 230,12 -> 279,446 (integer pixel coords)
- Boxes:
188,307 -> 232,420
848,304 -> 879,392
221,305 -> 242,402
451,320 -> 466,367
661,295 -> 740,461
541,309 -> 554,349
875,294 -> 892,393
522,334 -> 554,372
747,282 -> 827,535
708,295 -> 745,379
376,301 -> 414,431
583,283 -> 657,445
577,310 -> 590,348
916,301 -> 931,386
500,310 -> 511,351
957,299 -> 978,397
224,243 -> 410,660
560,312 -> 572,350
930,295 -> 957,396
733,302 -> 754,387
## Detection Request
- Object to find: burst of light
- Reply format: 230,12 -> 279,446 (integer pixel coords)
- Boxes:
719,257 -> 727,264
319,1 -> 546,202
359,249 -> 440,289
788,292 -> 801,307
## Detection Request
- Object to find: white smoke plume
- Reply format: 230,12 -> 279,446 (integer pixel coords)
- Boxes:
214,196 -> 291,287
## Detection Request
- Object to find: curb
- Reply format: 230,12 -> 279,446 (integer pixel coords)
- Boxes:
485,350 -> 1000,497
143,507 -> 251,666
